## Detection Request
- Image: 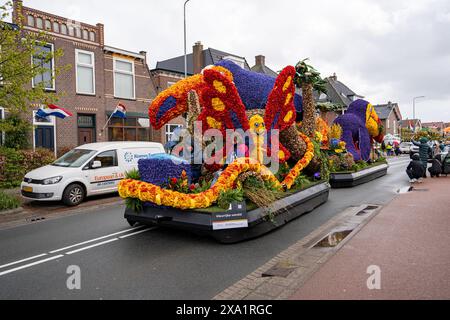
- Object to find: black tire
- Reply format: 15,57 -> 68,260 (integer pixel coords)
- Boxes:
62,183 -> 85,206
127,219 -> 139,227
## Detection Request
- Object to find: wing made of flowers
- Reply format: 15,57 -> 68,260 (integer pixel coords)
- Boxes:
198,68 -> 250,134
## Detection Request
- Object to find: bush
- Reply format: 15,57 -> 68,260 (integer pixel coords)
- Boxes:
0,113 -> 32,150
0,191 -> 20,211
0,147 -> 55,189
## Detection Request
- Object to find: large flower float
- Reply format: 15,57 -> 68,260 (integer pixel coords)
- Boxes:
119,59 -> 333,242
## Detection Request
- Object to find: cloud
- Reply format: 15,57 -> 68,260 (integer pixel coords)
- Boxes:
22,0 -> 450,122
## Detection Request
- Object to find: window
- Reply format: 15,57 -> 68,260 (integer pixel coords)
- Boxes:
82,29 -> 89,40
92,150 -> 118,168
75,27 -> 81,38
45,19 -> 51,31
68,26 -> 74,36
114,58 -> 135,99
165,124 -> 183,143
32,43 -> 55,90
108,116 -> 150,142
89,31 -> 96,42
36,17 -> 43,29
53,22 -> 60,33
167,81 -> 176,88
27,15 -> 34,27
387,120 -> 390,129
61,24 -> 67,34
75,50 -> 95,95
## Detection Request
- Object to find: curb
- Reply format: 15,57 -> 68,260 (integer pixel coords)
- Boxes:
0,207 -> 24,216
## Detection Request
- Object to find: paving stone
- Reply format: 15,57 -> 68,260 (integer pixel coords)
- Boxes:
244,293 -> 272,301
255,283 -> 286,298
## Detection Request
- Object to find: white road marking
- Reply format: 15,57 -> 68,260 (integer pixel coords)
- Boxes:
0,255 -> 64,277
49,226 -> 144,254
65,238 -> 119,255
119,228 -> 154,239
0,225 -> 156,278
0,253 -> 48,270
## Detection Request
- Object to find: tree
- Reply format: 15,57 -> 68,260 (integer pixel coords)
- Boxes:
294,59 -> 327,138
0,1 -> 66,142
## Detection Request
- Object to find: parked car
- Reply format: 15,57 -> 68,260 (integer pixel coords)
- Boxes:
399,142 -> 412,154
21,142 -> 165,206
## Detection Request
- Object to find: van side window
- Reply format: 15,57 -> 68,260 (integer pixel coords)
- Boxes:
93,150 -> 117,168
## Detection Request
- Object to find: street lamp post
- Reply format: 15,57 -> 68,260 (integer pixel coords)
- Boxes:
413,96 -> 425,132
184,0 -> 191,78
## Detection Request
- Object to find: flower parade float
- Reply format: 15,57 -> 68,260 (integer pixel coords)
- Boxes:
328,100 -> 389,188
119,60 -> 331,243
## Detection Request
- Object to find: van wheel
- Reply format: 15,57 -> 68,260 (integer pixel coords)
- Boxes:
63,184 -> 85,206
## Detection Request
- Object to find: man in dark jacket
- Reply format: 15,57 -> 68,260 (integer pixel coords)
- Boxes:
428,155 -> 443,178
407,154 -> 426,183
412,138 -> 432,178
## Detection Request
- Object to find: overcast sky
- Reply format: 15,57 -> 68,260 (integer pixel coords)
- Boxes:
19,0 -> 450,122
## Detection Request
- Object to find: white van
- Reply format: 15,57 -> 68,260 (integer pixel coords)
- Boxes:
21,142 -> 165,206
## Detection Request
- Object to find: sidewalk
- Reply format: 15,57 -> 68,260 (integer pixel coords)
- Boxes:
291,176 -> 450,300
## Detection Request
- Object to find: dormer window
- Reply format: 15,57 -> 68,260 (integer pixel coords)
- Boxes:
82,29 -> 89,40
89,31 -> 95,42
61,24 -> 67,34
53,22 -> 60,33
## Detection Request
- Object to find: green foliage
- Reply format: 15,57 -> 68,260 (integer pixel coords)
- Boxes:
125,197 -> 143,214
293,174 -> 311,189
312,140 -> 331,180
0,112 -> 31,149
125,168 -> 141,180
217,188 -> 244,210
0,1 -> 68,115
316,102 -> 344,113
414,129 -> 441,142
352,161 -> 369,172
294,58 -> 327,94
0,147 -> 55,188
0,191 -> 20,211
191,180 -> 212,194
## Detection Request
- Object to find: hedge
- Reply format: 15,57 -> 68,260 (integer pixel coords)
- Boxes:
0,148 -> 55,189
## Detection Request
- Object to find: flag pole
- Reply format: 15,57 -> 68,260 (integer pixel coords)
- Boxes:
99,103 -> 120,137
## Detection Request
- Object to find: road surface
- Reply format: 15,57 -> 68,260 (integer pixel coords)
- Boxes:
0,157 -> 410,300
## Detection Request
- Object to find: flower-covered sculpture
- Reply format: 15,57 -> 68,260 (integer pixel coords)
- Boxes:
118,60 -> 322,210
333,99 -> 384,162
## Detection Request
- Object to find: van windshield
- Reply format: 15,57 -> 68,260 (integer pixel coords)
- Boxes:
52,149 -> 97,168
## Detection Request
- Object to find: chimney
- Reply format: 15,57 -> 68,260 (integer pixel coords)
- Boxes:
12,0 -> 23,25
330,73 -> 337,81
193,41 -> 204,74
96,23 -> 105,46
139,51 -> 147,64
255,55 -> 266,67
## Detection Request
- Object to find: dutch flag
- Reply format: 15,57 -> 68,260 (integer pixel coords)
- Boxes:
36,104 -> 73,119
112,103 -> 127,119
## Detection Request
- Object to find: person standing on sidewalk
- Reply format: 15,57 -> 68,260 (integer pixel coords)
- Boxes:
412,138 -> 432,178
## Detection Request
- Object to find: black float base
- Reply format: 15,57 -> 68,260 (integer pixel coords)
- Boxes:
330,163 -> 389,188
124,182 -> 330,244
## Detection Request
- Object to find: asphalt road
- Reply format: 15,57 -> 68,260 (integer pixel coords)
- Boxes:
0,157 -> 410,300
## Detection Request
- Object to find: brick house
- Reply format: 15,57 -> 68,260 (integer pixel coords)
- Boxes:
316,73 -> 365,125
10,0 -> 157,155
373,102 -> 403,136
399,119 -> 422,134
422,122 -> 446,135
151,41 -> 251,145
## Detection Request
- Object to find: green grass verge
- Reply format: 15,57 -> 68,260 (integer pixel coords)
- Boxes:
0,191 -> 21,212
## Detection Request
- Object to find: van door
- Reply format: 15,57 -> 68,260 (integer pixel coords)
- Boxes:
85,150 -> 124,194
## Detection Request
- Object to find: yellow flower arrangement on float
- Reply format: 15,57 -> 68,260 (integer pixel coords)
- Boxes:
118,133 -> 315,210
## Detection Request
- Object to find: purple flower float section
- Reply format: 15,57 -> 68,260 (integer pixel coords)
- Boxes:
138,153 -> 193,187
215,60 -> 303,115
333,99 -> 373,162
